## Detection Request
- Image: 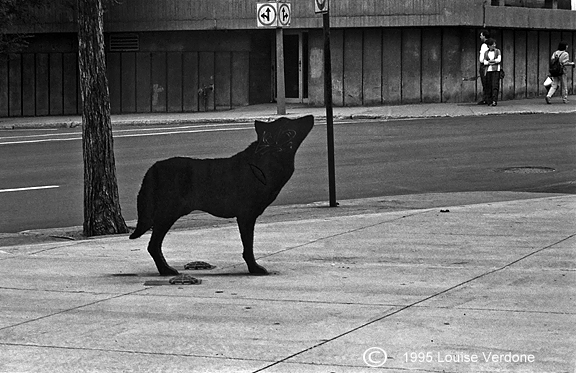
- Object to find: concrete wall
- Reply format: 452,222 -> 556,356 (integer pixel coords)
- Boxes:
308,27 -> 575,106
0,34 -> 79,117
1,26 -> 575,117
21,0 -> 486,32
104,31 -> 261,113
18,0 -> 576,33
0,31 -> 271,117
486,6 -> 576,29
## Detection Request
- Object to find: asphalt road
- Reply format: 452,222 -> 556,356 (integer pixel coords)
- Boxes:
0,113 -> 574,234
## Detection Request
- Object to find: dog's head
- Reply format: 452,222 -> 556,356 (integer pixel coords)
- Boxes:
254,115 -> 314,156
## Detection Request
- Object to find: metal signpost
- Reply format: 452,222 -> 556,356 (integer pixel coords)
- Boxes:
315,0 -> 337,207
257,2 -> 291,115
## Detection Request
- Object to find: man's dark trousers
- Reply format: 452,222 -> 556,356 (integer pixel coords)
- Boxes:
479,66 -> 490,104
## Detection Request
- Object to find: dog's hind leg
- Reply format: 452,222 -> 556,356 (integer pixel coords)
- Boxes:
147,221 -> 180,276
237,216 -> 268,275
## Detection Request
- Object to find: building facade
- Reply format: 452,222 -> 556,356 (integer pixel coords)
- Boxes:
1,0 -> 575,117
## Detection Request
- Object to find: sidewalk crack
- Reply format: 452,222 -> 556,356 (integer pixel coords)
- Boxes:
0,288 -> 149,333
253,210 -> 432,262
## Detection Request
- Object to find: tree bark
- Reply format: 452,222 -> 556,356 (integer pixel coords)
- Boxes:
77,0 -> 128,236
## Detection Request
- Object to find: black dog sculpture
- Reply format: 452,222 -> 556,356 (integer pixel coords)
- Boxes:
129,115 -> 314,276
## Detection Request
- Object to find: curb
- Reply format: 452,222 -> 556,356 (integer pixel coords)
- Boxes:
1,105 -> 575,130
0,192 -> 568,248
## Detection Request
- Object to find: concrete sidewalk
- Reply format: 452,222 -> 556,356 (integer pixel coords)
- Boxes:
0,95 -> 575,129
0,192 -> 574,372
0,97 -> 574,372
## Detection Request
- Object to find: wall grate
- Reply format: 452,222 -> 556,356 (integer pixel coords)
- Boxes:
108,34 -> 140,52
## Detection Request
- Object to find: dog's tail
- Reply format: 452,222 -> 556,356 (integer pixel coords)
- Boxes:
129,167 -> 156,239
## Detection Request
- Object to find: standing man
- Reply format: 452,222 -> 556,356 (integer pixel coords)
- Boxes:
478,30 -> 490,105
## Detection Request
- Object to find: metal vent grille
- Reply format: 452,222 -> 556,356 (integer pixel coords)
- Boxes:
109,34 -> 139,52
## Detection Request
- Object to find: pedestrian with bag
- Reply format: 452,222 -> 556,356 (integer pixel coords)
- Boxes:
546,41 -> 575,104
484,38 -> 502,107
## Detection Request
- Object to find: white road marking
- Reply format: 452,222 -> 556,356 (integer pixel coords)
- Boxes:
0,126 -> 251,146
0,185 -> 60,193
0,122 -> 250,141
115,127 -> 249,139
0,132 -> 81,140
0,120 -> 379,146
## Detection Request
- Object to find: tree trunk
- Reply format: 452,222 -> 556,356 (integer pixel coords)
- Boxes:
77,0 -> 128,236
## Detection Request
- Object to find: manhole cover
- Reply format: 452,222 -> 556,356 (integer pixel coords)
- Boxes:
499,167 -> 556,174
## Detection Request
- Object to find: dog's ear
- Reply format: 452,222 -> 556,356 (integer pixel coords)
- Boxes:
295,115 -> 314,136
249,163 -> 267,185
254,120 -> 267,140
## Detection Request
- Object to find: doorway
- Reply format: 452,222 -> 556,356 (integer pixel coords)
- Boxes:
274,31 -> 308,103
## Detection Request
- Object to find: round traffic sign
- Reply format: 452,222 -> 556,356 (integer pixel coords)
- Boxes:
258,3 -> 277,26
315,0 -> 328,13
278,3 -> 291,26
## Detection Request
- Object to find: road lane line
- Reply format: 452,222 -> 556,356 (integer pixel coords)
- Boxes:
0,137 -> 82,145
0,132 -> 80,140
0,122 -> 251,141
114,127 -> 250,139
0,185 -> 60,193
0,127 -> 251,145
112,122 -> 252,133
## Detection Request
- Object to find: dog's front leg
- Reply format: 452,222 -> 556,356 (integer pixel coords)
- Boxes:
237,216 -> 268,275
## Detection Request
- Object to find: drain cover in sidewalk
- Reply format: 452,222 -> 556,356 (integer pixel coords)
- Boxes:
169,274 -> 202,285
497,166 -> 556,174
184,261 -> 216,270
144,274 -> 202,286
